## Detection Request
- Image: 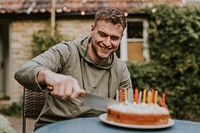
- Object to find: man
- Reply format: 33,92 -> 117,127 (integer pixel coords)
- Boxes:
15,8 -> 132,130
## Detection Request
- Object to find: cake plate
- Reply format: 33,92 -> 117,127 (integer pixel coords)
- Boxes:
99,113 -> 175,129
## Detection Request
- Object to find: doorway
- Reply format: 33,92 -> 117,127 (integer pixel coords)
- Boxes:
0,33 -> 3,98
0,19 -> 9,99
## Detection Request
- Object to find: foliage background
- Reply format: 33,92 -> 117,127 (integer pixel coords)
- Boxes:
128,5 -> 200,121
32,29 -> 63,56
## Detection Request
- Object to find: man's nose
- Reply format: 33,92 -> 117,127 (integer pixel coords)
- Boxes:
104,37 -> 111,46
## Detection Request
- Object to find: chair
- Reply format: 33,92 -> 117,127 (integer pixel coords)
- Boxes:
23,88 -> 46,133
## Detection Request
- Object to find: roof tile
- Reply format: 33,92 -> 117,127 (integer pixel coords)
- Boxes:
0,0 -> 184,14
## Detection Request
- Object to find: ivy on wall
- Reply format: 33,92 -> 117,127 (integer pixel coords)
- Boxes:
32,29 -> 63,56
128,5 -> 200,121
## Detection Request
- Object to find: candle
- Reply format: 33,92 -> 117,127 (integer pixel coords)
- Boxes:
161,93 -> 166,107
119,87 -> 123,103
132,91 -> 134,103
128,89 -> 133,103
142,89 -> 146,103
116,89 -> 119,101
138,91 -> 142,103
151,89 -> 155,103
124,88 -> 128,104
147,91 -> 152,105
134,88 -> 139,103
154,90 -> 158,104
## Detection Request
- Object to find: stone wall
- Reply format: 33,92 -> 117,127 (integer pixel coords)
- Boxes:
57,19 -> 92,40
11,20 -> 48,103
11,19 -> 93,103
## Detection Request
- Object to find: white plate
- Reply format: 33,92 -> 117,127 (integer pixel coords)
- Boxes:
99,113 -> 175,129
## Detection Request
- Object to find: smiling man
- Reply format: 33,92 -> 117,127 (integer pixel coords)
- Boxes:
14,8 -> 132,131
89,12 -> 124,64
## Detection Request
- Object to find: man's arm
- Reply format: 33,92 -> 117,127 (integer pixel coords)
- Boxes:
15,42 -> 85,99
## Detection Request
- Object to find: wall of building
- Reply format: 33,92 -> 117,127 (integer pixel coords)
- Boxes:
11,20 -> 47,103
10,19 -> 93,103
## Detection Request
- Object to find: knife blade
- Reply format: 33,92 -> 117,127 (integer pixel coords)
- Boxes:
83,93 -> 119,112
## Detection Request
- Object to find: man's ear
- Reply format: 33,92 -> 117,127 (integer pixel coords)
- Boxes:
90,24 -> 95,34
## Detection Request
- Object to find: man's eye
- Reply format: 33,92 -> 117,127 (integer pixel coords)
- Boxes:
111,36 -> 119,41
99,32 -> 107,37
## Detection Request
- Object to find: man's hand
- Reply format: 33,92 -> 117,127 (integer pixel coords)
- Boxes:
37,69 -> 86,100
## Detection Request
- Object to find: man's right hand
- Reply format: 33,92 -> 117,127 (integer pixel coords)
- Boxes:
37,69 -> 86,100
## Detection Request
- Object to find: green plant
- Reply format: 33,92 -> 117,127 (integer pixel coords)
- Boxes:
127,5 -> 200,121
0,102 -> 22,117
32,29 -> 63,56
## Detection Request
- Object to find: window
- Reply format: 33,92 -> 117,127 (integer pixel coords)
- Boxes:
127,21 -> 143,39
120,19 -> 149,62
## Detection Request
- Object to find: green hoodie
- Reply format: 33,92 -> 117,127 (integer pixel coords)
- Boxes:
15,35 -> 132,129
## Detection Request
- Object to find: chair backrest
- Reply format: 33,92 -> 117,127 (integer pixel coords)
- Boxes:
23,88 -> 46,117
23,88 -> 46,133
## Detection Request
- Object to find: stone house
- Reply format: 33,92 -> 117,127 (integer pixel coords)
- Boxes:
0,0 -> 186,106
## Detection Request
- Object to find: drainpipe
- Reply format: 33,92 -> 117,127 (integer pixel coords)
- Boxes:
51,0 -> 56,36
26,0 -> 36,15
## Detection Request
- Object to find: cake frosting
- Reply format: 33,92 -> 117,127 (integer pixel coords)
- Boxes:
108,103 -> 169,114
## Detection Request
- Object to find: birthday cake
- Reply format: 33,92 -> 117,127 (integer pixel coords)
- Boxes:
107,103 -> 170,125
107,88 -> 170,125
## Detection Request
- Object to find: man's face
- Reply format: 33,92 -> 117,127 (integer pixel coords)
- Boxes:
89,20 -> 124,63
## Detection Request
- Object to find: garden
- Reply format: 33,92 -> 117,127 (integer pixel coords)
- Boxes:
1,5 -> 200,133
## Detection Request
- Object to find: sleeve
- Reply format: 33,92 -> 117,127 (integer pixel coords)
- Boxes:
14,42 -> 71,92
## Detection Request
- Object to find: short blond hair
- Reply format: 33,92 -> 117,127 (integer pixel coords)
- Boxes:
94,8 -> 126,30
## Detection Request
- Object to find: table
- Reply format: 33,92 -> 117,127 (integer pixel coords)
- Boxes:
35,116 -> 200,133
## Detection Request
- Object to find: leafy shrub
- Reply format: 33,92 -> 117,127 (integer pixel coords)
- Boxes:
32,29 -> 63,56
0,102 -> 22,117
127,5 -> 200,121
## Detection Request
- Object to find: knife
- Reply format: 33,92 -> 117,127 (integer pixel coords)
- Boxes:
83,93 -> 119,112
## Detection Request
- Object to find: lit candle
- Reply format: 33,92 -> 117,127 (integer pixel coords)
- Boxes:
147,91 -> 152,105
161,93 -> 166,107
134,88 -> 139,103
154,90 -> 158,104
142,89 -> 146,103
